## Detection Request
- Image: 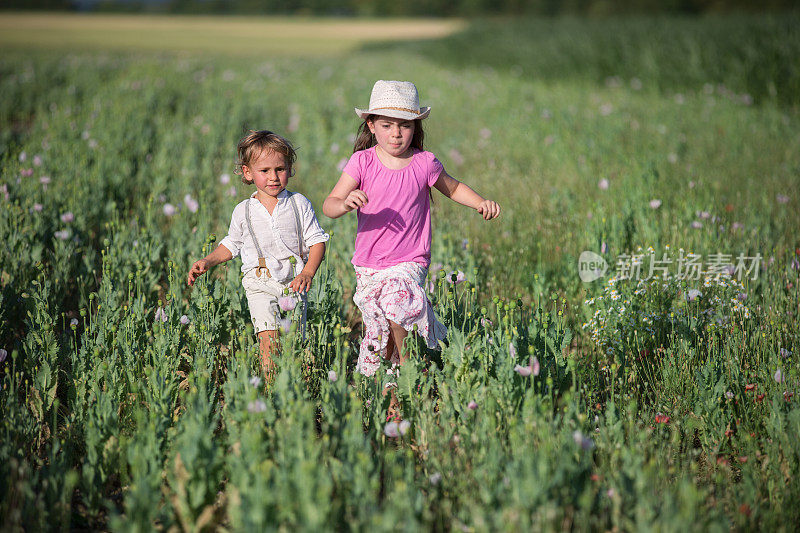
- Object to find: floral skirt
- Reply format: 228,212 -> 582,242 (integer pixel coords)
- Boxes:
353,262 -> 447,377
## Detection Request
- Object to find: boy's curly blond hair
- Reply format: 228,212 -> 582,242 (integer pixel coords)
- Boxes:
235,130 -> 297,184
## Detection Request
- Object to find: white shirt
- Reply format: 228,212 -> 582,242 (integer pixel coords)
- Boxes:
219,190 -> 329,282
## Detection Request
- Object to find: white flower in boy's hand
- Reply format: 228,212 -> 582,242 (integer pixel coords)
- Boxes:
476,200 -> 500,220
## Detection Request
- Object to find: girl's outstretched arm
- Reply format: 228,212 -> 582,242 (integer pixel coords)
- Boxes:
433,171 -> 501,220
323,172 -> 367,219
187,244 -> 233,286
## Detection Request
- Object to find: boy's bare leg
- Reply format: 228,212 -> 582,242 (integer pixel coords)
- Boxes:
258,329 -> 280,383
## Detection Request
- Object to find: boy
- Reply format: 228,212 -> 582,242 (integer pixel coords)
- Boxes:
188,130 -> 328,381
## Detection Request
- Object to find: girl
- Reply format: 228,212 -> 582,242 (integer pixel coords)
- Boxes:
323,80 -> 500,386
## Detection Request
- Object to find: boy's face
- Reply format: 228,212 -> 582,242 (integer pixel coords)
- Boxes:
368,116 -> 415,158
243,149 -> 290,199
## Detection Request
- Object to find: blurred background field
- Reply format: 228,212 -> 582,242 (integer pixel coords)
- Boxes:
1,7 -> 799,531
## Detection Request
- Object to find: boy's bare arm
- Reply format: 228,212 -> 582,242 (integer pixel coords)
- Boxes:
290,242 -> 326,293
187,244 -> 233,286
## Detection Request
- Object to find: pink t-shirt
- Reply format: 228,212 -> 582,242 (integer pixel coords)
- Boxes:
343,146 -> 444,269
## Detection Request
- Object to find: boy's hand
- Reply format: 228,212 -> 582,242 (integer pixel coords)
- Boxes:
290,271 -> 314,294
476,200 -> 501,220
187,259 -> 209,286
344,189 -> 368,212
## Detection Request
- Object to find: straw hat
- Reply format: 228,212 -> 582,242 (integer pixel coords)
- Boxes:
355,80 -> 431,121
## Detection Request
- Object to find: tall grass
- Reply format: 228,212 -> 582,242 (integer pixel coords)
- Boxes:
1,14 -> 799,530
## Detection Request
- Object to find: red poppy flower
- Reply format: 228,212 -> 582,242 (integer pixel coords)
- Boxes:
655,414 -> 670,424
756,393 -> 765,402
745,384 -> 756,391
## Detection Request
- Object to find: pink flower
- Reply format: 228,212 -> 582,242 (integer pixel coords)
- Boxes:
227,186 -> 237,197
179,315 -> 190,325
18,152 -> 26,162
163,203 -> 177,217
384,421 -> 400,438
448,148 -> 464,166
598,179 -> 609,190
776,194 -> 789,204
33,155 -> 42,167
514,364 -> 532,377
21,168 -> 33,177
649,199 -> 662,209
54,229 -> 70,240
278,296 -> 297,312
600,242 -> 608,254
183,194 -> 199,213
39,176 -> 51,185
219,173 -> 231,185
328,370 -> 337,382
278,317 -> 292,333
509,342 -> 517,359
572,430 -> 594,450
468,401 -> 478,410
249,376 -> 262,387
774,368 -> 785,383
32,203 -> 43,212
0,348 -> 7,363
60,211 -> 74,223
154,307 -> 168,323
531,356 -> 540,377
447,271 -> 465,285
691,221 -> 702,229
247,399 -> 266,413
696,210 -> 711,219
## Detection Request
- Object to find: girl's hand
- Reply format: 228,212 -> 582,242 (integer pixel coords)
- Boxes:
477,200 -> 501,220
290,271 -> 314,294
344,189 -> 368,212
187,259 -> 209,286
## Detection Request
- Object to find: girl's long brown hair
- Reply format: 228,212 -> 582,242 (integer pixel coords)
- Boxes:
353,115 -> 425,153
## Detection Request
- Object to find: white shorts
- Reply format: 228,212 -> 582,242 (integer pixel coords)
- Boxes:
241,269 -> 290,333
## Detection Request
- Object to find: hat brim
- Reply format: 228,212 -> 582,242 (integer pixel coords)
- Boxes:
355,107 -> 431,121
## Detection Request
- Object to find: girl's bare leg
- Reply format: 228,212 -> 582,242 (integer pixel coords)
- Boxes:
258,329 -> 280,383
382,320 -> 408,420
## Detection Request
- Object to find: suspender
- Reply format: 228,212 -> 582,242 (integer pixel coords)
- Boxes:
244,191 -> 306,278
244,191 -> 309,339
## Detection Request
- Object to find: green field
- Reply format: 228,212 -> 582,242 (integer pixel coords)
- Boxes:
1,12 -> 799,531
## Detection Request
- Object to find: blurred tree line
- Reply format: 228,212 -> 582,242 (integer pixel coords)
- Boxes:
2,0 -> 796,15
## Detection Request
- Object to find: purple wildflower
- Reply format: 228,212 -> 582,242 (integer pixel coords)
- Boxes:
649,199 -> 662,209
163,203 -> 177,217
183,194 -> 199,213
0,348 -> 7,363
328,370 -> 337,382
154,307 -> 168,323
468,401 -> 478,410
384,422 -> 400,438
179,315 -> 190,325
249,376 -> 262,388
60,211 -> 74,223
247,399 -> 266,413
54,229 -> 70,240
278,296 -> 297,312
598,179 -> 609,190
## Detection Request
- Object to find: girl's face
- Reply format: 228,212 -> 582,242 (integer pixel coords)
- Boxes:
242,149 -> 290,199
368,116 -> 415,158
